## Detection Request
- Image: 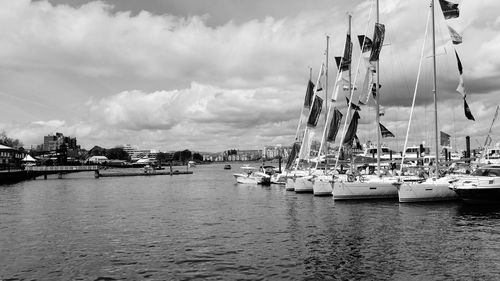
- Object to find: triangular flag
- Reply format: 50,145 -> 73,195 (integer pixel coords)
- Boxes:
464,98 -> 475,121
447,25 -> 462,45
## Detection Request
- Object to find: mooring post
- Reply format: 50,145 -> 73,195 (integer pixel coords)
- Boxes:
94,170 -> 100,179
44,174 -> 47,180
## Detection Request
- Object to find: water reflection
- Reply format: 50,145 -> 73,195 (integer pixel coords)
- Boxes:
1,165 -> 500,280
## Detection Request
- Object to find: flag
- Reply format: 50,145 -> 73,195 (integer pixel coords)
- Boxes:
440,131 -> 451,146
286,142 -> 301,170
307,96 -> 324,127
354,135 -> 363,150
340,33 -> 353,71
334,56 -> 342,70
343,110 -> 360,146
464,98 -> 475,121
455,50 -> 475,121
327,108 -> 343,142
439,0 -> 459,20
380,123 -> 395,138
369,23 -> 385,62
346,97 -> 361,111
447,25 -> 462,45
304,80 -> 315,108
357,35 -> 373,53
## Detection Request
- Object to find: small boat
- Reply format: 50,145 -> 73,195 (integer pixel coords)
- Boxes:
224,164 -> 232,170
188,161 -> 196,168
450,164 -> 500,204
233,165 -> 271,185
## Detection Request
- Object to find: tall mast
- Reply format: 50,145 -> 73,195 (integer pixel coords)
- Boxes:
348,14 -> 352,122
325,35 -> 330,157
432,0 -> 439,177
375,0 -> 381,176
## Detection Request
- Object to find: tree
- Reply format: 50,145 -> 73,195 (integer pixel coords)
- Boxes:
0,131 -> 23,148
88,146 -> 107,157
180,149 -> 192,163
106,147 -> 130,160
193,153 -> 203,161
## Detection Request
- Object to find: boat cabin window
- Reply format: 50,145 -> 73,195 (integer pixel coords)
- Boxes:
472,168 -> 500,177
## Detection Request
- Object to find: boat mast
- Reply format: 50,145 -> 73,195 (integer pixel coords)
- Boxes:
348,14 -> 352,124
375,0 -> 381,176
432,0 -> 439,177
325,35 -> 330,158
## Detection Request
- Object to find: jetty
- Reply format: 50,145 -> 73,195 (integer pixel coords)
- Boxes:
98,170 -> 193,177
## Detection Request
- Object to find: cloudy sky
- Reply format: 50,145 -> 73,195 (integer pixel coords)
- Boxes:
0,0 -> 499,152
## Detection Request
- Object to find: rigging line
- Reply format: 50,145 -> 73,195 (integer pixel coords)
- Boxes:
399,8 -> 431,176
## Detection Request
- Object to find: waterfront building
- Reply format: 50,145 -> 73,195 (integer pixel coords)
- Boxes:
0,144 -> 26,170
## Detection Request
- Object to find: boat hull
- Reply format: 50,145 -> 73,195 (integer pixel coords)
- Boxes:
313,177 -> 333,196
294,177 -> 313,193
332,178 -> 398,200
285,178 -> 295,191
398,177 -> 457,203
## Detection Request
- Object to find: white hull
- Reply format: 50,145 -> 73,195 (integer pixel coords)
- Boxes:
285,178 -> 295,191
332,176 -> 399,200
294,176 -> 313,193
398,177 -> 458,203
233,173 -> 259,184
313,176 -> 333,196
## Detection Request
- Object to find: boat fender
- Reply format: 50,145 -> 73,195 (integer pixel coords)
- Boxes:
359,176 -> 365,183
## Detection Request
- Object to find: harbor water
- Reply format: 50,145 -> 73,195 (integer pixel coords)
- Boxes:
1,164 -> 500,280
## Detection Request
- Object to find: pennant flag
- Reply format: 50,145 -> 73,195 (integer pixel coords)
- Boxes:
380,123 -> 395,138
447,25 -> 462,45
343,111 -> 360,146
334,56 -> 342,70
440,131 -> 451,146
286,142 -> 301,170
354,135 -> 363,150
455,50 -> 465,97
304,80 -> 315,108
327,108 -> 343,142
340,33 -> 353,71
346,97 -> 361,111
439,0 -> 459,20
369,23 -> 385,62
455,50 -> 475,121
307,96 -> 324,127
357,35 -> 373,53
464,98 -> 475,121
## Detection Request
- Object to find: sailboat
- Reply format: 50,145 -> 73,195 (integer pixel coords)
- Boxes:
325,1 -> 403,200
395,0 -> 466,202
284,65 -> 325,192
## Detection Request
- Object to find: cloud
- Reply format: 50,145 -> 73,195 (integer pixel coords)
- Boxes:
0,0 -> 499,153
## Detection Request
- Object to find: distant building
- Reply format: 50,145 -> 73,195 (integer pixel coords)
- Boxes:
0,144 -> 26,170
42,132 -> 78,151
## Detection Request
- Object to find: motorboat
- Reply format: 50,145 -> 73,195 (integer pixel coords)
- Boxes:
450,164 -> 500,204
224,164 -> 231,170
233,165 -> 271,185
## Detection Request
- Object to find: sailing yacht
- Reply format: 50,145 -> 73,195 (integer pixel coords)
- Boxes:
320,1 -> 402,200
396,0 -> 468,202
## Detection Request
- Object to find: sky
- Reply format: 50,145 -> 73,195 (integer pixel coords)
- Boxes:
0,0 -> 499,152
